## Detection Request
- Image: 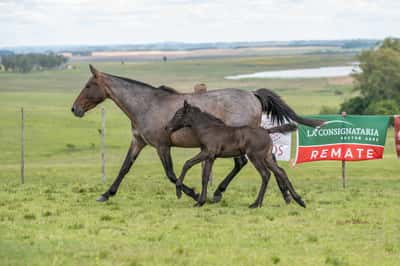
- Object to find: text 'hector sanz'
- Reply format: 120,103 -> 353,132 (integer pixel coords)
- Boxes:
295,115 -> 390,164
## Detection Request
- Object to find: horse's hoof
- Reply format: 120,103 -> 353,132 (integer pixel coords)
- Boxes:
248,202 -> 261,209
96,195 -> 109,202
194,201 -> 205,207
194,193 -> 200,201
284,194 -> 292,204
212,193 -> 222,203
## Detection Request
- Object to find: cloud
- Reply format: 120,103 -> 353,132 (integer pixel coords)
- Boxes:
0,0 -> 399,46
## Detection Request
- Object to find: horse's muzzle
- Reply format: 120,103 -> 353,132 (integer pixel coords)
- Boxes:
71,106 -> 85,117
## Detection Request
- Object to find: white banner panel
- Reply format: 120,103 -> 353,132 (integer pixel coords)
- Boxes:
260,114 -> 292,161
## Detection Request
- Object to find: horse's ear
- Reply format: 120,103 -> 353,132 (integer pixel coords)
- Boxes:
89,64 -> 100,78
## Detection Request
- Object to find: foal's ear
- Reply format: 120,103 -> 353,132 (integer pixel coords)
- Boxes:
89,64 -> 100,78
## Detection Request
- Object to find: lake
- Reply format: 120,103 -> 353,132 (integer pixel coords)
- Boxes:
225,64 -> 361,80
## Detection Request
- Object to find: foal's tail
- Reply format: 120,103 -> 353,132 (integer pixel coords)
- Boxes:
266,123 -> 298,134
254,88 -> 325,127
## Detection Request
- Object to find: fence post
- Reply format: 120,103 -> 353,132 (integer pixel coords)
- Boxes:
21,107 -> 25,184
101,107 -> 106,183
341,111 -> 346,189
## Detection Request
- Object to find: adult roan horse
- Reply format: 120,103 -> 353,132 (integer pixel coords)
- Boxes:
71,65 -> 323,203
166,101 -> 305,208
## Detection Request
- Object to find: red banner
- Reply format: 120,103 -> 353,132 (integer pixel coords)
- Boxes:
395,115 -> 400,159
296,144 -> 384,163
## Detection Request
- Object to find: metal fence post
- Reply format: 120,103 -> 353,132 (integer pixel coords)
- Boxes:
101,107 -> 106,183
21,107 -> 25,184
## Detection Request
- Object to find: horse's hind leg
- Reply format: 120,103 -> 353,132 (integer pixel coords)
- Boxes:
176,150 -> 208,199
247,154 -> 271,208
272,154 -> 292,204
265,155 -> 306,208
212,155 -> 248,203
97,136 -> 146,202
157,146 -> 199,201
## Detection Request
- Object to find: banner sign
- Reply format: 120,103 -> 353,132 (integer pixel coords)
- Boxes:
261,114 -> 292,161
395,115 -> 400,159
295,115 -> 390,164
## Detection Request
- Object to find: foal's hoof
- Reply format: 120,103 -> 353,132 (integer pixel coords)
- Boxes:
295,197 -> 306,208
212,192 -> 222,203
96,195 -> 109,202
248,202 -> 261,209
176,186 -> 182,199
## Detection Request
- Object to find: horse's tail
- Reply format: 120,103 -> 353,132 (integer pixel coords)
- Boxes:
254,88 -> 324,127
266,123 -> 298,134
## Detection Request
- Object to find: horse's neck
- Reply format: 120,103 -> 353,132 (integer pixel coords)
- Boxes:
106,78 -> 155,126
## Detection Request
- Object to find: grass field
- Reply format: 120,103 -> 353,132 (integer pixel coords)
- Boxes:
1,53 -> 399,265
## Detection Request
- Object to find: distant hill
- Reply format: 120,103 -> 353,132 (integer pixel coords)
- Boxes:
1,39 -> 379,54
0,50 -> 14,56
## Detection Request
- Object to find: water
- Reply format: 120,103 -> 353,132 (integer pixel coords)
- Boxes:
225,64 -> 361,80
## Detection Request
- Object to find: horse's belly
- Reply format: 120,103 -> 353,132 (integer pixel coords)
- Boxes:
170,128 -> 201,147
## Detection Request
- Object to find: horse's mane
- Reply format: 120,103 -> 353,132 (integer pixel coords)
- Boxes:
188,105 -> 226,126
105,73 -> 179,94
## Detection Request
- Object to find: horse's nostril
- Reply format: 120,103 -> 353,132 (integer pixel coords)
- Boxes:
71,107 -> 75,113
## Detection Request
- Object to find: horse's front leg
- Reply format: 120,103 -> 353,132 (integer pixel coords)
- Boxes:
97,136 -> 146,202
157,146 -> 199,201
176,150 -> 208,199
195,158 -> 214,207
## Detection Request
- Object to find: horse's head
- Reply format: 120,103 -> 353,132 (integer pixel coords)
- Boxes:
165,100 -> 194,134
71,65 -> 108,117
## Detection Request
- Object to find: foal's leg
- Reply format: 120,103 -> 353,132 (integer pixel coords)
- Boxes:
247,154 -> 271,208
212,155 -> 248,203
176,150 -> 209,199
97,136 -> 146,202
157,146 -> 199,201
196,158 -> 215,207
272,154 -> 292,204
265,155 -> 306,208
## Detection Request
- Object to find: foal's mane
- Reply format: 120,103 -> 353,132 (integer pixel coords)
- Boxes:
104,72 -> 179,94
188,105 -> 226,126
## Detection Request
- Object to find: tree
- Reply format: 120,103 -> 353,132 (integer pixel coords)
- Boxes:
0,53 -> 68,73
340,37 -> 400,115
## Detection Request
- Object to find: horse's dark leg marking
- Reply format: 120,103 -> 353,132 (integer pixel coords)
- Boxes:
176,150 -> 208,199
195,158 -> 214,207
272,154 -> 292,204
265,156 -> 306,208
157,146 -> 199,201
97,137 -> 146,202
247,154 -> 271,208
212,155 -> 248,203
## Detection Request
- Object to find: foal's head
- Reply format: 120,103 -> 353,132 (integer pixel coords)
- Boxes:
71,65 -> 108,117
165,101 -> 225,134
165,100 -> 197,133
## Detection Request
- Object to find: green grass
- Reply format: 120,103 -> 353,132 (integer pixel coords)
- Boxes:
1,54 -> 399,265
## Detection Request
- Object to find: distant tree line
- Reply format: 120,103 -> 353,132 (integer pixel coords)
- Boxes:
340,37 -> 400,116
1,53 -> 68,73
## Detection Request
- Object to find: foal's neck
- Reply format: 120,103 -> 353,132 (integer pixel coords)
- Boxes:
189,110 -> 225,131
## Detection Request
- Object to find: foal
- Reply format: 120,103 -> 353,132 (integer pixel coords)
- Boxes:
165,101 -> 306,208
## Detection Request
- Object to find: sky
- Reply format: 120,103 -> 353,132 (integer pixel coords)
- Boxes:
1,0 -> 399,47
